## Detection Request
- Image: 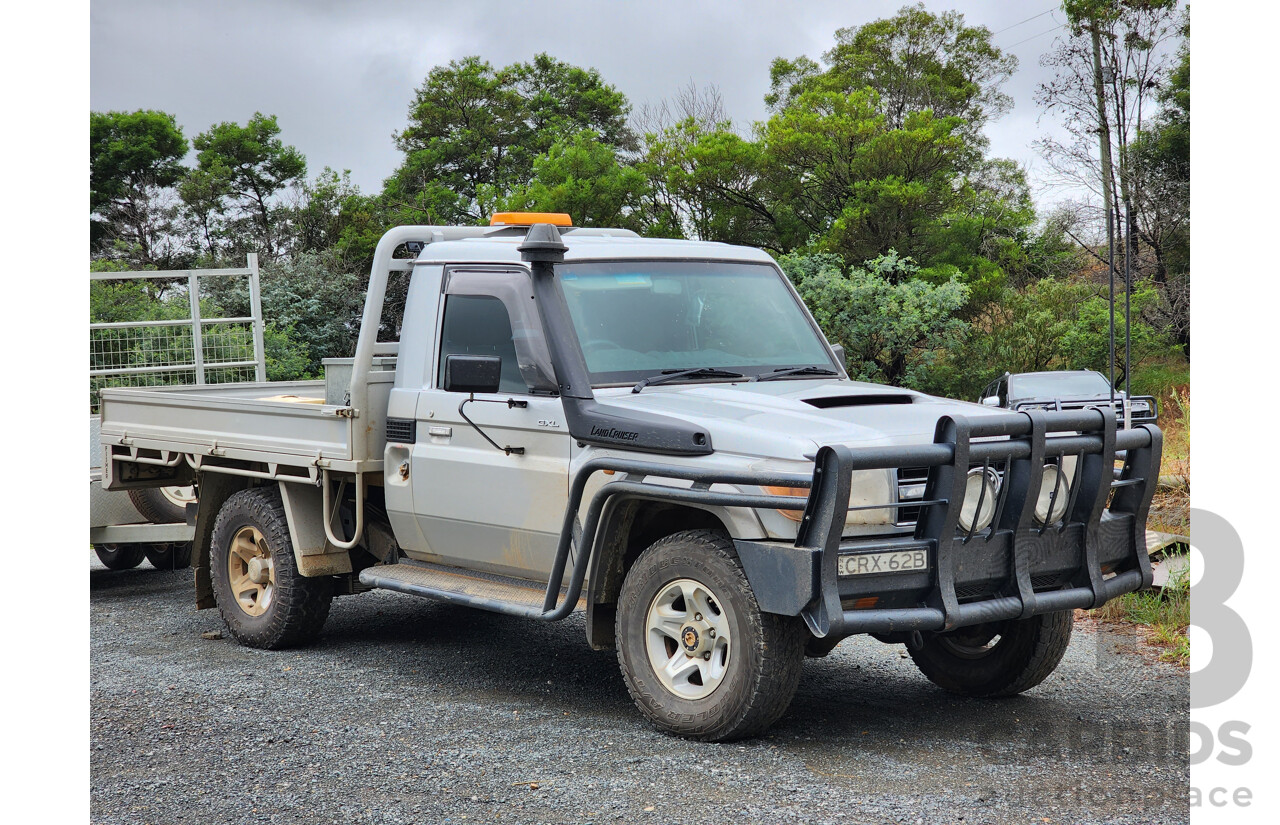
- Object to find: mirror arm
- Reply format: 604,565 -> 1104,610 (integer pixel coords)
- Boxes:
457,394 -> 527,456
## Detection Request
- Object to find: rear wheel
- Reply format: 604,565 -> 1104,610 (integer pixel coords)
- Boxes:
94,543 -> 146,570
907,611 -> 1073,697
129,485 -> 196,524
615,529 -> 806,741
210,487 -> 333,650
144,542 -> 193,570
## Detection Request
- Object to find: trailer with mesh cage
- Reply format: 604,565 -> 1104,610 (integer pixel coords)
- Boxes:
90,256 -> 268,570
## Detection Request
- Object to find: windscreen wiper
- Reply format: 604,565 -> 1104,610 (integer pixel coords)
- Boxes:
632,368 -> 745,394
753,365 -> 840,382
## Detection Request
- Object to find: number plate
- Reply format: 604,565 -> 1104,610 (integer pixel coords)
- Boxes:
838,549 -> 929,576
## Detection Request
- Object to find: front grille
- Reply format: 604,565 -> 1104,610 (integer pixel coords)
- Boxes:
955,582 -> 990,600
895,467 -> 929,527
1031,573 -> 1063,590
385,418 -> 416,444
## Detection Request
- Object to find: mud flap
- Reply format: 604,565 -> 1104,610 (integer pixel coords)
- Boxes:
278,482 -> 353,576
192,473 -> 249,610
733,540 -> 821,616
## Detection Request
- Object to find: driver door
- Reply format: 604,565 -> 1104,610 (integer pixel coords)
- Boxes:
409,269 -> 571,581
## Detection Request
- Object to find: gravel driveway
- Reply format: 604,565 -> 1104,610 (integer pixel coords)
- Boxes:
91,557 -> 1190,825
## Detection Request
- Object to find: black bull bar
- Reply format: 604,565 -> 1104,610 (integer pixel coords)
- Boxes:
537,408 -> 1159,643
736,408 -> 1161,639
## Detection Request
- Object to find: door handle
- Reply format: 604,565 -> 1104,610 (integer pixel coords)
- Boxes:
427,426 -> 452,438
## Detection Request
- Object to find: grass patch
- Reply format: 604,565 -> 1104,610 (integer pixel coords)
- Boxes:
1149,384 -> 1190,535
1092,360 -> 1191,667
1132,355 -> 1190,400
1094,562 -> 1190,667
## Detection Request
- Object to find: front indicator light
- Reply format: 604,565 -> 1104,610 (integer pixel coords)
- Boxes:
763,486 -> 808,521
958,468 -> 998,533
1034,464 -> 1071,524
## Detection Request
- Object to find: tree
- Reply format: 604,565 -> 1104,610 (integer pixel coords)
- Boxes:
187,113 -> 307,260
767,3 -> 1017,142
1131,42 -> 1189,348
1036,0 -> 1187,355
639,119 -> 780,245
388,54 -> 633,224
760,88 -> 1027,298
934,276 -> 1176,399
780,251 -> 970,387
504,132 -> 651,232
178,163 -> 232,262
198,249 -> 363,375
90,110 -> 190,266
632,80 -> 730,137
286,168 -> 372,258
1035,1 -> 1184,284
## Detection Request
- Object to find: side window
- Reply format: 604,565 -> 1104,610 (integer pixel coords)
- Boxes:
437,295 -> 528,394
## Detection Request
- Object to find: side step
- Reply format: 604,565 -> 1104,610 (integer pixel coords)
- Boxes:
358,561 -> 585,619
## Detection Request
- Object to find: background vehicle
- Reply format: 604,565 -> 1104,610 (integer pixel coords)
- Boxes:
979,370 -> 1158,428
97,216 -> 1161,740
89,258 -> 267,569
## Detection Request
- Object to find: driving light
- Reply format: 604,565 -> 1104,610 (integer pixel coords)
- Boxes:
1034,464 -> 1071,524
958,468 -> 998,533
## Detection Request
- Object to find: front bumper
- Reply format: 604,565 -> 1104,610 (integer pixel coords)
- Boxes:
546,409 -> 1158,642
732,408 -> 1161,639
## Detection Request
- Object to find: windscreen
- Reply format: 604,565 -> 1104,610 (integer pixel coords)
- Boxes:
1010,372 -> 1112,399
559,261 -> 834,384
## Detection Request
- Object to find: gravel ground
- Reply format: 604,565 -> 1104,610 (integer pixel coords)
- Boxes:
91,556 -> 1189,825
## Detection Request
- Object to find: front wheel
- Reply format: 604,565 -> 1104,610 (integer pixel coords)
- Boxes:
210,487 -> 333,650
615,530 -> 806,741
907,610 -> 1073,697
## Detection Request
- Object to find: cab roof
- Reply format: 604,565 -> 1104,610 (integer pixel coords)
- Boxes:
408,225 -> 777,267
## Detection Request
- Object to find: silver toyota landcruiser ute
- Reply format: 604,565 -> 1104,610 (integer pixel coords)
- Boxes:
98,216 -> 1162,740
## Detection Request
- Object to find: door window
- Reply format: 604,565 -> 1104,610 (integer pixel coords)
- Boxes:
437,295 -> 528,394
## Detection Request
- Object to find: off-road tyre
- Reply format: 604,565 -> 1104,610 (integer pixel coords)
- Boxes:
907,610 -> 1073,697
616,529 -> 806,741
94,543 -> 146,570
128,486 -> 193,524
144,542 -> 193,570
210,487 -> 333,650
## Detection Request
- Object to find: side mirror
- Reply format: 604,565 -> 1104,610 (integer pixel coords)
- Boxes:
830,344 -> 846,368
443,354 -> 502,394
981,396 -> 1000,407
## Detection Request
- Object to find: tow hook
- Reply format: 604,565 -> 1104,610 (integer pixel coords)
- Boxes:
907,630 -> 925,651
398,461 -> 410,480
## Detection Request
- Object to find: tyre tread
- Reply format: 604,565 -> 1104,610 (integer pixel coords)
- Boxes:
616,529 -> 805,741
128,487 -> 187,524
908,610 -> 1073,697
211,487 -> 332,650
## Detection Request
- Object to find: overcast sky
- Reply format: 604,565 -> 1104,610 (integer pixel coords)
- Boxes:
91,0 -> 1113,210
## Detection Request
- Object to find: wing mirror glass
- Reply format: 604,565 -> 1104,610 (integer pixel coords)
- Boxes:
443,354 -> 502,394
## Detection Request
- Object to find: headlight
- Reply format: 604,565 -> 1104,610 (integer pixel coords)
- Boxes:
958,468 -> 998,532
1130,400 -> 1150,413
763,470 -> 893,526
1034,464 -> 1070,524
